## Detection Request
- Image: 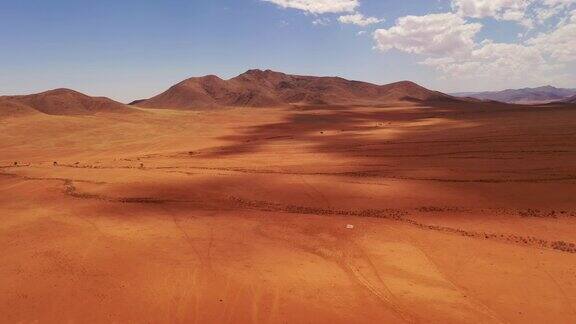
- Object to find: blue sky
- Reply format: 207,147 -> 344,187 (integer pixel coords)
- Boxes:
1,0 -> 574,102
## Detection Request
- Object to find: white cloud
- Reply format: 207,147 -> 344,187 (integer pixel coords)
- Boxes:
543,0 -> 576,6
528,9 -> 576,61
375,9 -> 576,87
452,0 -> 576,26
536,0 -> 576,22
452,0 -> 534,27
312,17 -> 331,25
264,0 -> 576,89
536,6 -> 562,22
452,0 -> 532,18
264,0 -> 382,27
338,13 -> 382,26
374,13 -> 482,56
420,41 -> 574,89
262,0 -> 358,14
421,42 -> 548,80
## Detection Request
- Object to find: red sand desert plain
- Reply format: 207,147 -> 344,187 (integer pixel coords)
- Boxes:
1,71 -> 576,323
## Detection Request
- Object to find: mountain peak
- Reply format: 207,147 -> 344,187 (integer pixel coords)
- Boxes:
38,88 -> 86,97
385,80 -> 420,88
243,69 -> 277,75
179,75 -> 223,84
200,74 -> 222,80
133,70 -> 453,110
236,69 -> 286,79
534,85 -> 557,90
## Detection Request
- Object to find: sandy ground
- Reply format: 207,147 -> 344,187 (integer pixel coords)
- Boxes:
1,102 -> 576,323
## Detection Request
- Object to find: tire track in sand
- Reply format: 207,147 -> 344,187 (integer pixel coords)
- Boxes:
253,223 -> 414,323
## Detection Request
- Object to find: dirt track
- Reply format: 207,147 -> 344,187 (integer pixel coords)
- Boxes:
1,102 -> 576,323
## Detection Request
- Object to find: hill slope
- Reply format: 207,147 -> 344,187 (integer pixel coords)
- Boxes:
1,89 -> 131,116
561,94 -> 576,103
132,70 -> 455,109
452,86 -> 576,104
0,98 -> 41,117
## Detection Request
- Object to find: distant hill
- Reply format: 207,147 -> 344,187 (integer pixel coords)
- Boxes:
131,69 -> 457,109
0,98 -> 41,117
559,94 -> 576,103
0,89 -> 132,116
451,86 -> 576,104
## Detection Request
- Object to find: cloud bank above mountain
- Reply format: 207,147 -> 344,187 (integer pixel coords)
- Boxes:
264,0 -> 576,89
